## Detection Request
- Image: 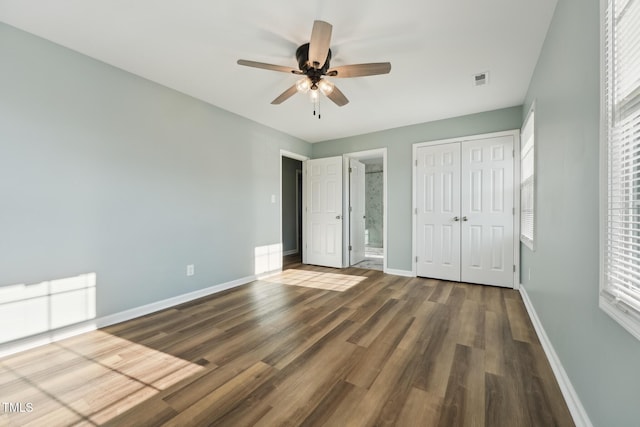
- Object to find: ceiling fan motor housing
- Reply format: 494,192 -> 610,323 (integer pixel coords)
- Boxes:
296,43 -> 332,83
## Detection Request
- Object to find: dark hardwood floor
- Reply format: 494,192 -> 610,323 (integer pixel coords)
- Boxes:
0,256 -> 574,426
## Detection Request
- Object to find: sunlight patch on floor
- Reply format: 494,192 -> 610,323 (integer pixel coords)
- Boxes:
262,269 -> 366,292
0,330 -> 204,425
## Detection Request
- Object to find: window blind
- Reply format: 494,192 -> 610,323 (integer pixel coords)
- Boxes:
602,0 -> 640,337
521,110 -> 535,249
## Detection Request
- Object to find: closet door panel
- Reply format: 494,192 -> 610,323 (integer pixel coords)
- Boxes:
460,136 -> 514,287
416,144 -> 461,281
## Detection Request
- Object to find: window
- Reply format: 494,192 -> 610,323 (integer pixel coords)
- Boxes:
601,0 -> 640,340
521,106 -> 535,250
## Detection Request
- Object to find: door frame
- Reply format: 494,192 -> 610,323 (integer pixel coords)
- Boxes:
295,169 -> 303,256
280,149 -> 309,264
349,158 -> 366,265
411,130 -> 521,288
342,148 -> 388,273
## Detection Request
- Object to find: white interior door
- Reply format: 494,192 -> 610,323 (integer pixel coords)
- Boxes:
305,156 -> 343,268
349,158 -> 366,265
461,136 -> 514,287
416,144 -> 461,281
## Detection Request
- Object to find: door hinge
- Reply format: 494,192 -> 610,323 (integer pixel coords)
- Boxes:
415,159 -> 418,167
415,208 -> 418,214
513,265 -> 516,272
349,245 -> 353,251
349,167 -> 352,173
349,206 -> 353,212
513,207 -> 515,215
415,256 -> 418,263
512,150 -> 515,158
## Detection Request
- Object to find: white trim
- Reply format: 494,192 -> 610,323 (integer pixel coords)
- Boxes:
519,285 -> 594,427
599,0 -> 608,336
0,273 -> 268,358
295,169 -> 302,255
341,148 -> 388,274
385,268 -> 414,277
599,298 -> 640,341
411,129 -> 521,288
280,150 -> 309,162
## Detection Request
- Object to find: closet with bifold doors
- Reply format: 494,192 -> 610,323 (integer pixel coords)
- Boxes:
414,131 -> 518,288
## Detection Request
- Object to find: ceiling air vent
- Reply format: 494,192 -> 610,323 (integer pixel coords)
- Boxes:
473,71 -> 489,87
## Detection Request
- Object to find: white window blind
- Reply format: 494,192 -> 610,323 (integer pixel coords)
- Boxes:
521,108 -> 535,250
601,0 -> 640,340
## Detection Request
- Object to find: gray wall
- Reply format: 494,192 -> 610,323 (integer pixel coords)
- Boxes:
312,106 -> 522,272
0,23 -> 310,320
521,0 -> 640,425
281,156 -> 302,253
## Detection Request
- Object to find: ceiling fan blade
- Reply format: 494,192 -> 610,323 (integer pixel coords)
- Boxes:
327,62 -> 392,78
326,84 -> 349,107
308,20 -> 332,69
237,59 -> 297,74
271,84 -> 298,105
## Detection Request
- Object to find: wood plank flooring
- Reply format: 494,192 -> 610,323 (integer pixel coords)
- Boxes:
0,258 -> 574,426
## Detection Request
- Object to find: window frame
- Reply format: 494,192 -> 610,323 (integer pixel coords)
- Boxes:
599,0 -> 640,341
520,103 -> 535,251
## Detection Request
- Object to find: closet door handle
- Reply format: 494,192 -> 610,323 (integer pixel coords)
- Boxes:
453,216 -> 460,222
462,216 -> 468,222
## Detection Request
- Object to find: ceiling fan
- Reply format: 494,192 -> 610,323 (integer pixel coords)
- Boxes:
237,20 -> 391,117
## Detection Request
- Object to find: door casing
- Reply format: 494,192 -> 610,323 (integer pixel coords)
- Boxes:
342,148 -> 388,272
349,158 -> 366,265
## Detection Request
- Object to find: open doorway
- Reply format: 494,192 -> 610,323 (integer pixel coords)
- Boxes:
361,158 -> 384,268
281,151 -> 307,269
344,149 -> 387,272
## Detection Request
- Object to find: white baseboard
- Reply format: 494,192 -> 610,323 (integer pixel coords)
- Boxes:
283,249 -> 299,256
519,285 -> 593,427
385,268 -> 414,277
96,274 -> 257,328
0,273 -> 268,358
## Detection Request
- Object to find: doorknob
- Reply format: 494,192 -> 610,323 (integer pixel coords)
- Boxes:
453,216 -> 460,222
336,215 -> 342,220
462,216 -> 468,221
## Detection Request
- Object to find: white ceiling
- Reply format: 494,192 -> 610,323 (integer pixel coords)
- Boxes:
0,0 -> 557,143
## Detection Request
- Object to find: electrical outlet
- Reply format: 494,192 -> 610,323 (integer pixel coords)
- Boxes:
186,264 -> 195,276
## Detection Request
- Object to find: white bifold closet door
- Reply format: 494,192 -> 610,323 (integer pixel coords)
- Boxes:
416,135 -> 514,287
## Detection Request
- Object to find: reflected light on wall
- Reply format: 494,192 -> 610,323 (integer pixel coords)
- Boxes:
254,244 -> 283,275
0,273 -> 97,344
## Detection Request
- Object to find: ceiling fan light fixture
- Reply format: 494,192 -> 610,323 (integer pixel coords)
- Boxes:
296,77 -> 311,93
309,88 -> 320,103
318,79 -> 334,96
237,19 -> 391,112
